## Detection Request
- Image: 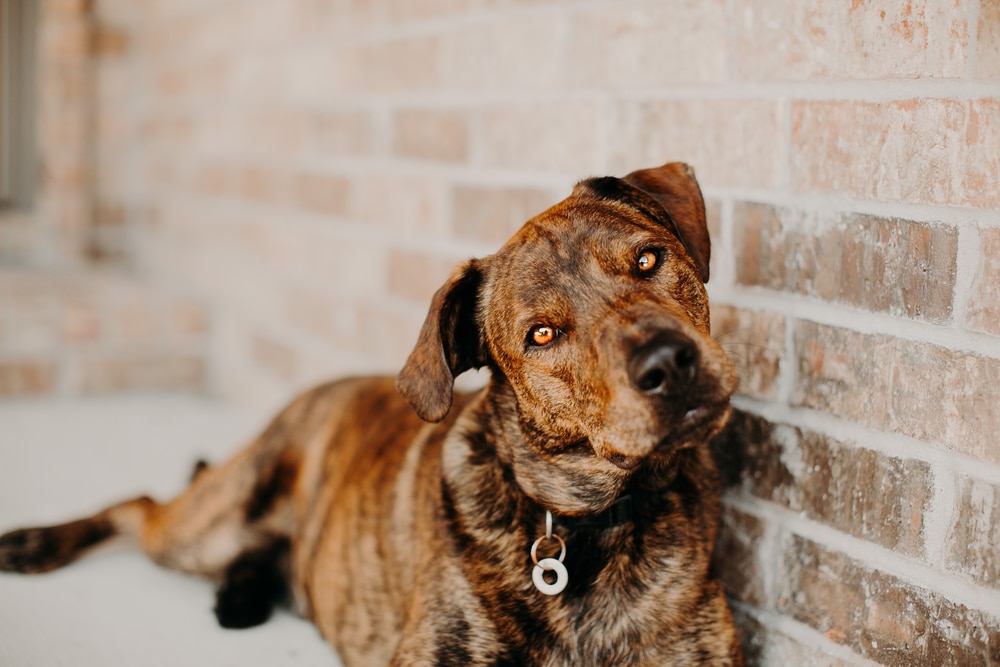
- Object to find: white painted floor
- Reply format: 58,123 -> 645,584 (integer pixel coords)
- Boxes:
0,394 -> 341,667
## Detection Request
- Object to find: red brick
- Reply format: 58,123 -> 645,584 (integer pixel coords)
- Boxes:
944,476 -> 1000,591
730,608 -> 864,667
714,411 -> 931,556
393,109 -> 469,163
734,0 -> 968,80
967,228 -> 1000,335
451,185 -> 556,246
794,321 -> 1000,463
0,361 -> 58,397
612,99 -> 783,188
734,203 -> 957,323
710,305 -> 784,400
567,2 -> 727,87
476,102 -> 603,172
779,536 -> 1000,665
791,99 -> 1000,208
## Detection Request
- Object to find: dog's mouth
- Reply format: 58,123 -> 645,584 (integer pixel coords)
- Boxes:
601,398 -> 730,471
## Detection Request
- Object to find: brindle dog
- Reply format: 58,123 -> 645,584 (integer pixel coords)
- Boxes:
0,162 -> 744,666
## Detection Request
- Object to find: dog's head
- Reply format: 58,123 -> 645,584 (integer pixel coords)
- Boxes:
397,162 -> 736,512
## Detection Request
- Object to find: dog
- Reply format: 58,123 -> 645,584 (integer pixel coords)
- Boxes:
0,162 -> 744,666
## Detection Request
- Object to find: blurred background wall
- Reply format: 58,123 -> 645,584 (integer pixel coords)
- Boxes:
1,0 -> 999,664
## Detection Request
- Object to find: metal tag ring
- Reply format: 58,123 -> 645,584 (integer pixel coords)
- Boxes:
530,533 -> 566,566
532,557 -> 569,595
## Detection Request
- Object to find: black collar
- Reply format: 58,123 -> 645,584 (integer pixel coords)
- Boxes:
554,495 -> 635,531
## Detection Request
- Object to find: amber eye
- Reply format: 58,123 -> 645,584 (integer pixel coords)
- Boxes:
530,325 -> 556,347
637,250 -> 658,273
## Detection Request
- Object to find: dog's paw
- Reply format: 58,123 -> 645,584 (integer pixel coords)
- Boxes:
0,526 -> 66,574
213,573 -> 279,629
213,540 -> 289,630
0,518 -> 115,574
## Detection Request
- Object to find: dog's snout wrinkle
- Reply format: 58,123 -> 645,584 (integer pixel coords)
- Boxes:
628,331 -> 699,396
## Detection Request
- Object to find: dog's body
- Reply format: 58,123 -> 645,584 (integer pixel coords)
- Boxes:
0,162 -> 744,666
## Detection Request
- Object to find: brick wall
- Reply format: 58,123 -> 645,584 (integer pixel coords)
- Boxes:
80,0 -> 1000,664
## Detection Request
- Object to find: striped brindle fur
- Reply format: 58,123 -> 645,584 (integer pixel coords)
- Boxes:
0,162 -> 745,666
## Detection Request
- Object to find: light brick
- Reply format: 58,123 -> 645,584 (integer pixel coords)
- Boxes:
251,333 -> 296,382
714,411 -> 932,556
967,227 -> 1000,335
710,305 -> 784,400
170,299 -> 209,337
387,250 -> 459,305
794,321 -> 1000,462
945,476 -> 1000,591
393,109 -> 469,163
75,355 -> 204,392
714,504 -> 769,607
779,535 -> 1000,665
293,172 -> 351,217
339,37 -> 441,92
733,203 -> 958,323
310,110 -> 375,157
791,99 -> 1000,208
61,300 -> 102,342
734,0 -> 968,80
567,2 -> 727,87
388,0 -> 468,21
451,185 -> 556,246
476,102 -> 604,172
0,361 -> 58,397
611,99 -> 783,188
978,0 -> 1000,78
348,174 -> 449,236
440,17 -> 568,91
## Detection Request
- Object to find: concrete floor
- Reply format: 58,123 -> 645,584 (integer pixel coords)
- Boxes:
0,394 -> 341,666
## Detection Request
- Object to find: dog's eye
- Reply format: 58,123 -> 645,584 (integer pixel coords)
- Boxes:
529,325 -> 557,347
636,250 -> 659,274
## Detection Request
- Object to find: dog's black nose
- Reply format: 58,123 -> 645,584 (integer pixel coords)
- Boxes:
628,331 -> 699,395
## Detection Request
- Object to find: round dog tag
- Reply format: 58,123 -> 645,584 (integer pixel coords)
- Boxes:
532,557 -> 568,595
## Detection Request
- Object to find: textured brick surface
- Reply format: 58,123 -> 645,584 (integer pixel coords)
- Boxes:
978,0 -> 1000,78
779,536 -> 1000,666
714,411 -> 931,556
393,109 -> 469,163
967,227 -> 1000,335
568,2 -> 727,87
733,0 -> 969,80
794,321 -> 1000,461
452,185 -> 556,245
75,355 -> 205,393
612,99 -> 783,188
792,99 -> 1000,207
710,305 -> 785,400
734,203 -> 958,323
714,504 -> 769,607
476,102 -> 604,172
945,476 -> 1000,591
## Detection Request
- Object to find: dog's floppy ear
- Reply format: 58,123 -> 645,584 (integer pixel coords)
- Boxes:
623,162 -> 711,283
396,259 -> 486,423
